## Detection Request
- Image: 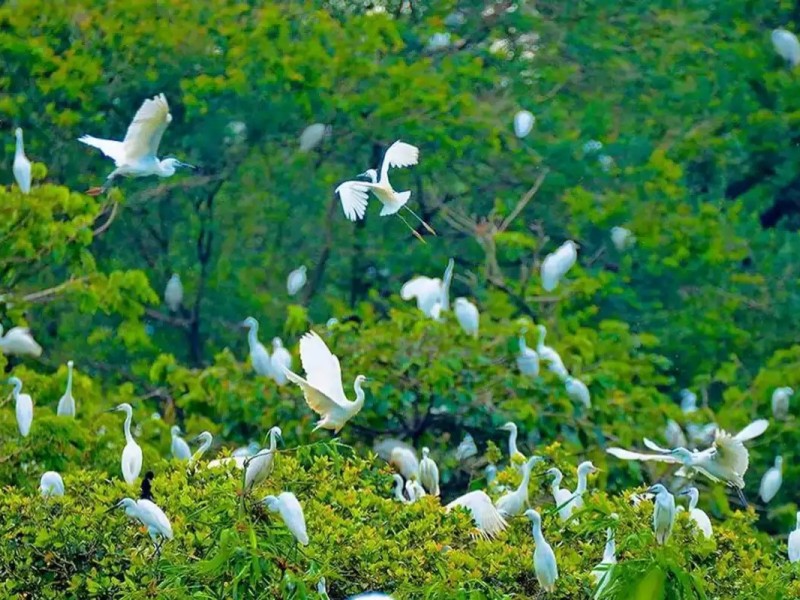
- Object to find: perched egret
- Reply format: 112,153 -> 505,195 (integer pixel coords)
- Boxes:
496,456 -> 543,517
263,492 -> 309,546
789,512 -> 800,563
591,525 -> 616,594
164,274 -> 183,313
13,128 -> 31,194
525,509 -> 558,593
389,446 -> 420,481
245,426 -> 282,491
446,491 -> 508,539
56,360 -> 76,417
232,441 -> 260,459
284,330 -> 369,433
567,461 -> 599,513
610,226 -> 634,251
392,474 -> 410,503
418,447 -> 440,496
40,471 -> 65,498
540,241 -> 578,292
243,317 -> 272,377
170,426 -> 192,461
513,110 -> 535,138
0,324 -> 42,357
287,266 -> 307,296
485,464 -> 500,491
454,297 -> 479,337
546,468 -> 574,522
405,479 -> 427,502
565,376 -> 591,408
110,403 -> 143,484
680,389 -> 698,414
298,123 -> 331,152
270,338 -> 292,385
759,456 -> 783,504
191,431 -> 215,465
535,325 -> 569,380
79,93 -> 194,195
772,29 -> 800,67
647,484 -> 676,545
400,259 -> 454,319
112,497 -> 173,552
499,422 -> 527,468
516,328 -> 540,377
9,377 -> 32,437
456,433 -> 478,461
679,487 -> 712,539
771,387 -> 793,420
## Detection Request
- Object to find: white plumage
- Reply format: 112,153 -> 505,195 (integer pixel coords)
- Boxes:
540,241 -> 578,291
759,456 -> 783,504
446,490 -> 508,539
789,512 -> 800,563
170,426 -> 192,461
535,325 -> 568,380
243,317 -> 273,377
566,461 -> 598,514
499,421 -> 527,468
418,447 -> 440,496
591,526 -> 616,594
680,389 -> 698,414
40,471 -> 65,498
9,376 -> 33,437
516,329 -> 540,377
115,497 -> 173,546
547,468 -> 574,522
513,110 -> 535,138
456,433 -> 478,461
164,274 -> 183,312
392,474 -> 410,503
298,123 -> 330,152
111,403 -> 143,485
610,226 -> 634,251
526,509 -> 558,593
191,431 -> 215,465
565,376 -> 591,408
400,258 -> 454,319
0,324 -> 42,357
13,127 -> 31,194
57,360 -> 76,417
679,487 -> 712,539
772,29 -> 800,67
771,386 -> 793,420
263,492 -> 309,545
287,266 -> 308,296
389,446 -> 420,481
496,456 -> 542,517
648,484 -> 676,545
245,426 -> 282,492
454,297 -> 479,337
270,338 -> 292,385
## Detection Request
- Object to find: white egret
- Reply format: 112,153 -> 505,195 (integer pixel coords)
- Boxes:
243,317 -> 272,377
499,422 -> 526,469
446,491 -> 508,539
771,386 -> 793,420
8,377 -> 32,437
772,29 -> 800,67
112,497 -> 173,552
263,492 -> 309,546
233,441 -> 260,458
759,456 -> 783,504
170,426 -> 192,461
546,468 -> 574,522
55,360 -> 77,417
109,403 -> 142,484
79,93 -> 194,195
610,226 -> 634,251
284,330 -> 368,433
485,464 -> 502,491
591,525 -> 616,594
348,594 -> 394,600
40,471 -> 65,498
270,338 -> 292,385
389,446 -> 420,481
405,479 -> 427,502
567,461 -> 599,513
679,487 -> 712,539
0,324 -> 42,357
513,110 -> 535,138
13,127 -> 31,194
525,509 -> 558,593
456,433 -> 478,461
496,456 -> 543,517
245,426 -> 282,491
427,32 -> 451,51
789,512 -> 800,563
535,325 -> 569,380
516,328 -> 540,377
400,258 -> 454,319
392,474 -> 410,503
647,484 -> 676,545
298,123 -> 330,152
287,266 -> 307,296
565,376 -> 591,408
540,241 -> 578,292
164,274 -> 183,313
418,447 -> 440,496
454,297 -> 479,337
680,389 -> 698,414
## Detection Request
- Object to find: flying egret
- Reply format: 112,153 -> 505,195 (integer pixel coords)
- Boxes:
389,445 -> 420,481
496,456 -> 543,517
334,140 -> 434,238
535,325 -> 568,380
771,387 -> 793,420
109,403 -> 143,484
647,484 -> 676,545
546,468 -> 574,522
678,487 -> 712,539
525,509 -> 558,593
392,474 -> 410,503
164,274 -> 183,313
680,389 -> 698,414
499,422 -> 527,469
263,492 -> 309,546
40,471 -> 65,498
454,298 -> 479,337
759,456 -> 783,504
287,266 -> 307,296
772,29 -> 800,67
244,426 -> 282,491
456,433 -> 478,461
111,497 -> 173,554
789,512 -> 800,563
610,226 -> 634,251
513,110 -> 535,138
565,376 -> 591,408
8,377 -> 32,437
446,491 -> 508,539
540,241 -> 578,292
13,128 -> 31,194
56,360 -> 76,417
243,317 -> 272,377
170,426 -> 192,461
0,324 -> 42,357
79,93 -> 194,195
284,330 -> 369,433
418,447 -> 440,496
270,338 -> 292,386
567,461 -> 599,513
591,524 -> 617,595
517,328 -> 540,377
298,123 -> 331,152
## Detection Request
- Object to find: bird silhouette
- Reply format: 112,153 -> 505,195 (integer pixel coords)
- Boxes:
140,471 -> 155,501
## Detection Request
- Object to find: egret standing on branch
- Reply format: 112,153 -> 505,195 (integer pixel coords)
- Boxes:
108,403 -> 143,485
546,468 -> 574,522
496,456 -> 543,517
771,387 -> 793,420
759,456 -> 783,504
789,512 -> 800,563
170,426 -> 192,461
499,422 -> 526,469
647,484 -> 676,545
164,274 -> 183,313
419,447 -> 440,496
287,266 -> 308,296
110,497 -> 173,555
535,325 -> 568,380
679,487 -> 712,539
57,361 -> 76,417
772,29 -> 800,68
13,128 -> 31,194
9,376 -> 32,437
243,317 -> 272,377
516,328 -> 540,377
245,426 -> 282,492
454,298 -> 479,337
540,241 -> 578,292
79,93 -> 194,196
270,339 -> 292,386
262,492 -> 309,546
525,509 -> 558,593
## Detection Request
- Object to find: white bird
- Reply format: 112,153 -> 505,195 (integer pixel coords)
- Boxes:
270,338 -> 292,385
454,297 -> 479,337
565,376 -> 591,408
456,433 -> 478,461
0,324 -> 42,357
287,266 -> 307,296
244,426 -> 282,492
789,512 -> 800,563
680,389 -> 698,414
389,446 -> 420,481
56,360 -> 76,417
392,474 -> 410,503
405,479 -> 427,502
13,127 -> 31,194
513,110 -> 535,138
243,317 -> 272,377
112,497 -> 173,551
516,329 -> 540,377
446,491 -> 508,539
546,468 -> 575,522
591,525 -> 617,594
540,241 -> 578,292
772,29 -> 800,67
771,386 -> 794,420
496,456 -> 542,517
664,419 -> 688,449
401,258 -> 455,319
686,422 -> 719,448
164,274 -> 183,313
79,93 -> 194,195
485,464 -> 499,490
298,123 -> 330,152
170,426 -> 192,461
499,421 -> 527,469
525,509 -> 558,593
110,403 -> 143,485
418,447 -> 440,496
40,471 -> 65,498
233,441 -> 260,459
9,376 -> 32,437
284,330 -> 368,433
263,492 -> 309,546
535,325 -> 569,380
759,455 -> 783,504
610,226 -> 634,251
679,487 -> 712,539
567,461 -> 599,513
647,484 -> 676,545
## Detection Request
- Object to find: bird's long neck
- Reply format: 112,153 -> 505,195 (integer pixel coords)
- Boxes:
688,491 -> 698,510
394,477 -> 404,501
15,131 -> 24,157
575,470 -> 588,495
518,463 -> 532,491
550,470 -> 562,490
247,325 -> 259,348
268,431 -> 279,452
531,521 -> 545,545
536,327 -> 546,350
352,379 -> 366,410
199,436 -> 211,456
123,408 -> 134,444
508,428 -> 518,456
10,380 -> 22,399
156,160 -> 176,177
66,364 -> 73,395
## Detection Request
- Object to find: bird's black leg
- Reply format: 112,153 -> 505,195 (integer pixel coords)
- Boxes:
736,487 -> 748,508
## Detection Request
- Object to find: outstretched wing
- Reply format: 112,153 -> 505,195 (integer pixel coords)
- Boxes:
713,431 -> 749,478
446,491 -> 507,539
380,140 -> 419,184
297,331 -> 348,406
283,368 -> 346,417
642,438 -> 672,453
734,419 -> 768,443
335,180 -> 372,221
78,135 -> 126,163
606,447 -> 681,463
123,93 -> 172,161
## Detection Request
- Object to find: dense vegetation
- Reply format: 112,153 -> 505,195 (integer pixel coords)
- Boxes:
1,0 -> 800,598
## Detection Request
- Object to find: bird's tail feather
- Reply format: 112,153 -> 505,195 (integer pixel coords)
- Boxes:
380,190 -> 411,216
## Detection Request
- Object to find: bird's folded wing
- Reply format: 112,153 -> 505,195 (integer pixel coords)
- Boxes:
283,367 -> 345,416
606,447 -> 680,463
335,180 -> 371,221
297,331 -> 348,405
733,419 -> 769,442
380,140 -> 419,182
123,93 -> 172,161
400,276 -> 436,300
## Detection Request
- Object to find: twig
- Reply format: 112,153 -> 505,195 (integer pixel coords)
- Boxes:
498,168 -> 550,233
21,277 -> 90,303
92,201 -> 119,236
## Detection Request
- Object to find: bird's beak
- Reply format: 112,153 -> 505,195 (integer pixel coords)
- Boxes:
103,502 -> 120,514
190,435 -> 202,443
677,490 -> 690,497
178,161 -> 196,170
104,407 -> 118,413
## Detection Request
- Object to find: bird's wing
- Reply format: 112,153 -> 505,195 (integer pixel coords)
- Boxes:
373,438 -> 415,461
122,93 -> 172,160
78,135 -> 126,163
713,431 -> 749,477
400,276 -> 436,301
446,491 -> 508,539
440,258 -> 454,309
284,367 -> 346,417
642,438 -> 672,453
606,447 -> 681,463
140,500 -> 173,539
297,331 -> 348,405
380,140 -> 419,183
335,180 -> 372,221
733,419 -> 769,442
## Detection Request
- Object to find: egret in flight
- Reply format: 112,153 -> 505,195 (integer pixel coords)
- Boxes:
109,403 -> 143,484
446,490 -> 508,539
540,241 -> 578,292
771,387 -> 793,420
454,298 -> 479,337
516,328 -> 540,377
170,426 -> 192,461
679,487 -> 712,539
110,497 -> 173,555
164,274 -> 183,313
9,377 -> 32,437
287,266 -> 307,296
284,330 -> 369,433
535,325 -> 568,380
40,471 -> 65,498
647,484 -> 676,545
0,324 -> 42,357
499,422 -> 527,469
262,492 -> 309,546
418,447 -> 440,496
13,128 -> 31,194
759,456 -> 783,504
243,317 -> 272,377
56,361 -> 76,417
496,456 -> 543,517
245,426 -> 282,491
270,339 -> 292,386
789,512 -> 800,563
525,509 -> 558,593
79,93 -> 194,195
